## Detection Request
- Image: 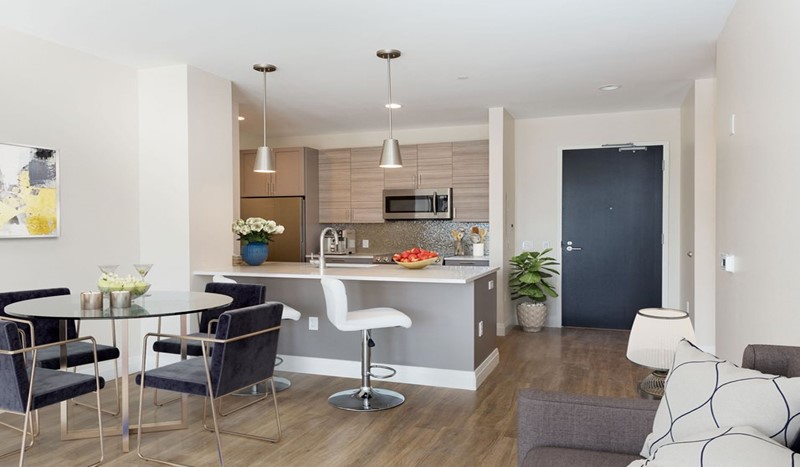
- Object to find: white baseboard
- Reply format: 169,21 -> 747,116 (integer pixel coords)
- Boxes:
474,348 -> 500,389
279,349 -> 500,391
75,350 -> 501,392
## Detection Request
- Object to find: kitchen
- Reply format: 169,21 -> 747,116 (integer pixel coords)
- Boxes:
203,138 -> 499,390
238,140 -> 491,267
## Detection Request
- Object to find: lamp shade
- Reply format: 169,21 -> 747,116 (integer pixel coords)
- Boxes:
379,138 -> 402,168
254,145 -> 275,173
626,308 -> 696,371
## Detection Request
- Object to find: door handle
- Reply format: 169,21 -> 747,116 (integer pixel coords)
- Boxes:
566,241 -> 582,252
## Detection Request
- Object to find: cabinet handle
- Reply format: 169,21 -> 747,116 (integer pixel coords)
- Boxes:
419,174 -> 422,186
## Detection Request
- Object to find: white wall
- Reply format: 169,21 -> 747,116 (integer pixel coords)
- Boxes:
138,64 -> 234,367
715,0 -> 800,361
0,27 -> 139,345
693,79 -> 717,353
489,108 -> 516,335
514,109 -> 682,327
258,124 -> 488,150
680,86 -> 695,324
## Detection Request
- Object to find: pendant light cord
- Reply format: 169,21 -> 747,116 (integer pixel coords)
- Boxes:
387,58 -> 393,139
262,70 -> 268,147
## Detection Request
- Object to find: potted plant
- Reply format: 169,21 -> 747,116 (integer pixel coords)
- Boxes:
509,249 -> 560,332
232,217 -> 284,266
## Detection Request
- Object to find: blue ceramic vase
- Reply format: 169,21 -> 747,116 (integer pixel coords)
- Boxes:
241,242 -> 269,266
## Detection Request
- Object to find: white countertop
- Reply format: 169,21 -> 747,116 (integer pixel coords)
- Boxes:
444,255 -> 490,261
195,262 -> 498,284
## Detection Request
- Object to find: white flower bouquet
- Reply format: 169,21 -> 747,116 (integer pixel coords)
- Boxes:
232,217 -> 285,245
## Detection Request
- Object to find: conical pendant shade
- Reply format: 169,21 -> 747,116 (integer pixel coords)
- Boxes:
254,145 -> 275,173
379,138 -> 402,168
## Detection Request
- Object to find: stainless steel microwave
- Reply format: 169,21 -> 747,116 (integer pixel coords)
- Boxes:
383,188 -> 453,220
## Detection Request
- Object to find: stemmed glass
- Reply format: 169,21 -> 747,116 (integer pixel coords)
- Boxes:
98,264 -> 119,275
133,264 -> 153,280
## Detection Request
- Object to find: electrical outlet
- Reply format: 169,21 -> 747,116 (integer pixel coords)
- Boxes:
522,240 -> 533,250
542,240 -> 551,249
478,321 -> 484,337
362,239 -> 369,248
488,280 -> 494,290
309,317 -> 319,331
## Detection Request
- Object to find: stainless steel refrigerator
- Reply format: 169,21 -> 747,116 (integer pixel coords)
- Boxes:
240,197 -> 311,262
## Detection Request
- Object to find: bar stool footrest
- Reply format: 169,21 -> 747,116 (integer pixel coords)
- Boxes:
368,364 -> 396,379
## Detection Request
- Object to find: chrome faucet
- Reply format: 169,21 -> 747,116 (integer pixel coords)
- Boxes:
319,227 -> 339,270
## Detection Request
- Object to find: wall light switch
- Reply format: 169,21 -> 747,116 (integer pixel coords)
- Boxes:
488,280 -> 494,290
362,239 -> 369,248
478,321 -> 484,337
730,114 -> 736,136
309,317 -> 319,331
542,241 -> 551,249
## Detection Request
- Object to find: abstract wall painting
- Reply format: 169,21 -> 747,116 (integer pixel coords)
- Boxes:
0,142 -> 59,238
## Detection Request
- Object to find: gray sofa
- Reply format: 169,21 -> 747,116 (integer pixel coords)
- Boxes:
517,344 -> 800,466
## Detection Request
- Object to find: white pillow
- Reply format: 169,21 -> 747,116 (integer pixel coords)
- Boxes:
628,426 -> 799,467
641,340 -> 800,458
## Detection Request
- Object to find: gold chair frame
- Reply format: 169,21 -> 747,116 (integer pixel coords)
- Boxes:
0,317 -> 104,467
136,324 -> 282,466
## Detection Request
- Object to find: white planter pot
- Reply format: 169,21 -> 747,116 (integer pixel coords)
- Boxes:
516,302 -> 547,332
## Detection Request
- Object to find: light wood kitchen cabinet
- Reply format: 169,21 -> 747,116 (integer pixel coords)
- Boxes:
452,140 -> 489,221
417,142 -> 453,188
350,147 -> 385,223
383,143 -> 452,189
319,148 -> 352,223
382,145 -> 418,190
240,147 -> 313,197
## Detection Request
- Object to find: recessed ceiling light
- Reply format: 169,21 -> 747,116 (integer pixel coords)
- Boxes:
599,84 -> 622,91
238,116 -> 245,121
457,76 -> 469,80
384,103 -> 402,109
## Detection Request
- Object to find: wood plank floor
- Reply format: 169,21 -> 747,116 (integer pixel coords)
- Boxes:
0,327 -> 650,466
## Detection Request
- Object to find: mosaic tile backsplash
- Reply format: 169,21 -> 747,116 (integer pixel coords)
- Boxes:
324,221 -> 490,257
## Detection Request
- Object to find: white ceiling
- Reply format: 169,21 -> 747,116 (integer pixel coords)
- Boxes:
0,0 -> 736,139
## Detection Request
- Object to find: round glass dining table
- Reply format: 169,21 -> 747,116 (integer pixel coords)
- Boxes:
5,290 -> 233,452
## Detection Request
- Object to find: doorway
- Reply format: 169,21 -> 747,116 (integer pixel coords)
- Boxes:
561,146 -> 664,329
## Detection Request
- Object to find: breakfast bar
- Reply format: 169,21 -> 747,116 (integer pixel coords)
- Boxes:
194,263 -> 499,390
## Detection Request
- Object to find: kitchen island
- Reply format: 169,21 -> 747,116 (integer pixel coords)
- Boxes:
194,263 -> 498,390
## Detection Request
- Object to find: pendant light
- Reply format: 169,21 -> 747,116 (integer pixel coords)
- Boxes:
253,64 -> 277,173
377,49 -> 402,168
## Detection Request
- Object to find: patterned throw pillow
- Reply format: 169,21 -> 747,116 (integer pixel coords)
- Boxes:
628,426 -> 799,466
641,340 -> 800,458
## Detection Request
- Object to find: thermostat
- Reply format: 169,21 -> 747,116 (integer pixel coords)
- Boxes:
721,254 -> 736,273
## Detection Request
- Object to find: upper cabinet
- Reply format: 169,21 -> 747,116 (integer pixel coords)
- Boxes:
350,147 -> 385,223
240,147 -> 317,197
417,142 -> 453,188
319,148 -> 352,223
318,139 -> 488,223
383,143 -> 452,189
452,140 -> 489,221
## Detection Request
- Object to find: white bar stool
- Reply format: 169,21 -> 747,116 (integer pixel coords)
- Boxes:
214,275 -> 299,393
320,277 -> 412,411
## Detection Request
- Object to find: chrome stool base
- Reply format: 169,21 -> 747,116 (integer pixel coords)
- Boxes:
273,376 -> 291,392
328,387 -> 405,412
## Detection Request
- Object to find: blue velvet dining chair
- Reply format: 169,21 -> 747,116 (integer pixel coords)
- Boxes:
0,288 -> 121,416
150,282 -> 265,407
0,319 -> 105,466
136,302 -> 283,466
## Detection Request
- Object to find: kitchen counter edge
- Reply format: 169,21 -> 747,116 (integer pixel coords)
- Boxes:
194,262 -> 498,284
